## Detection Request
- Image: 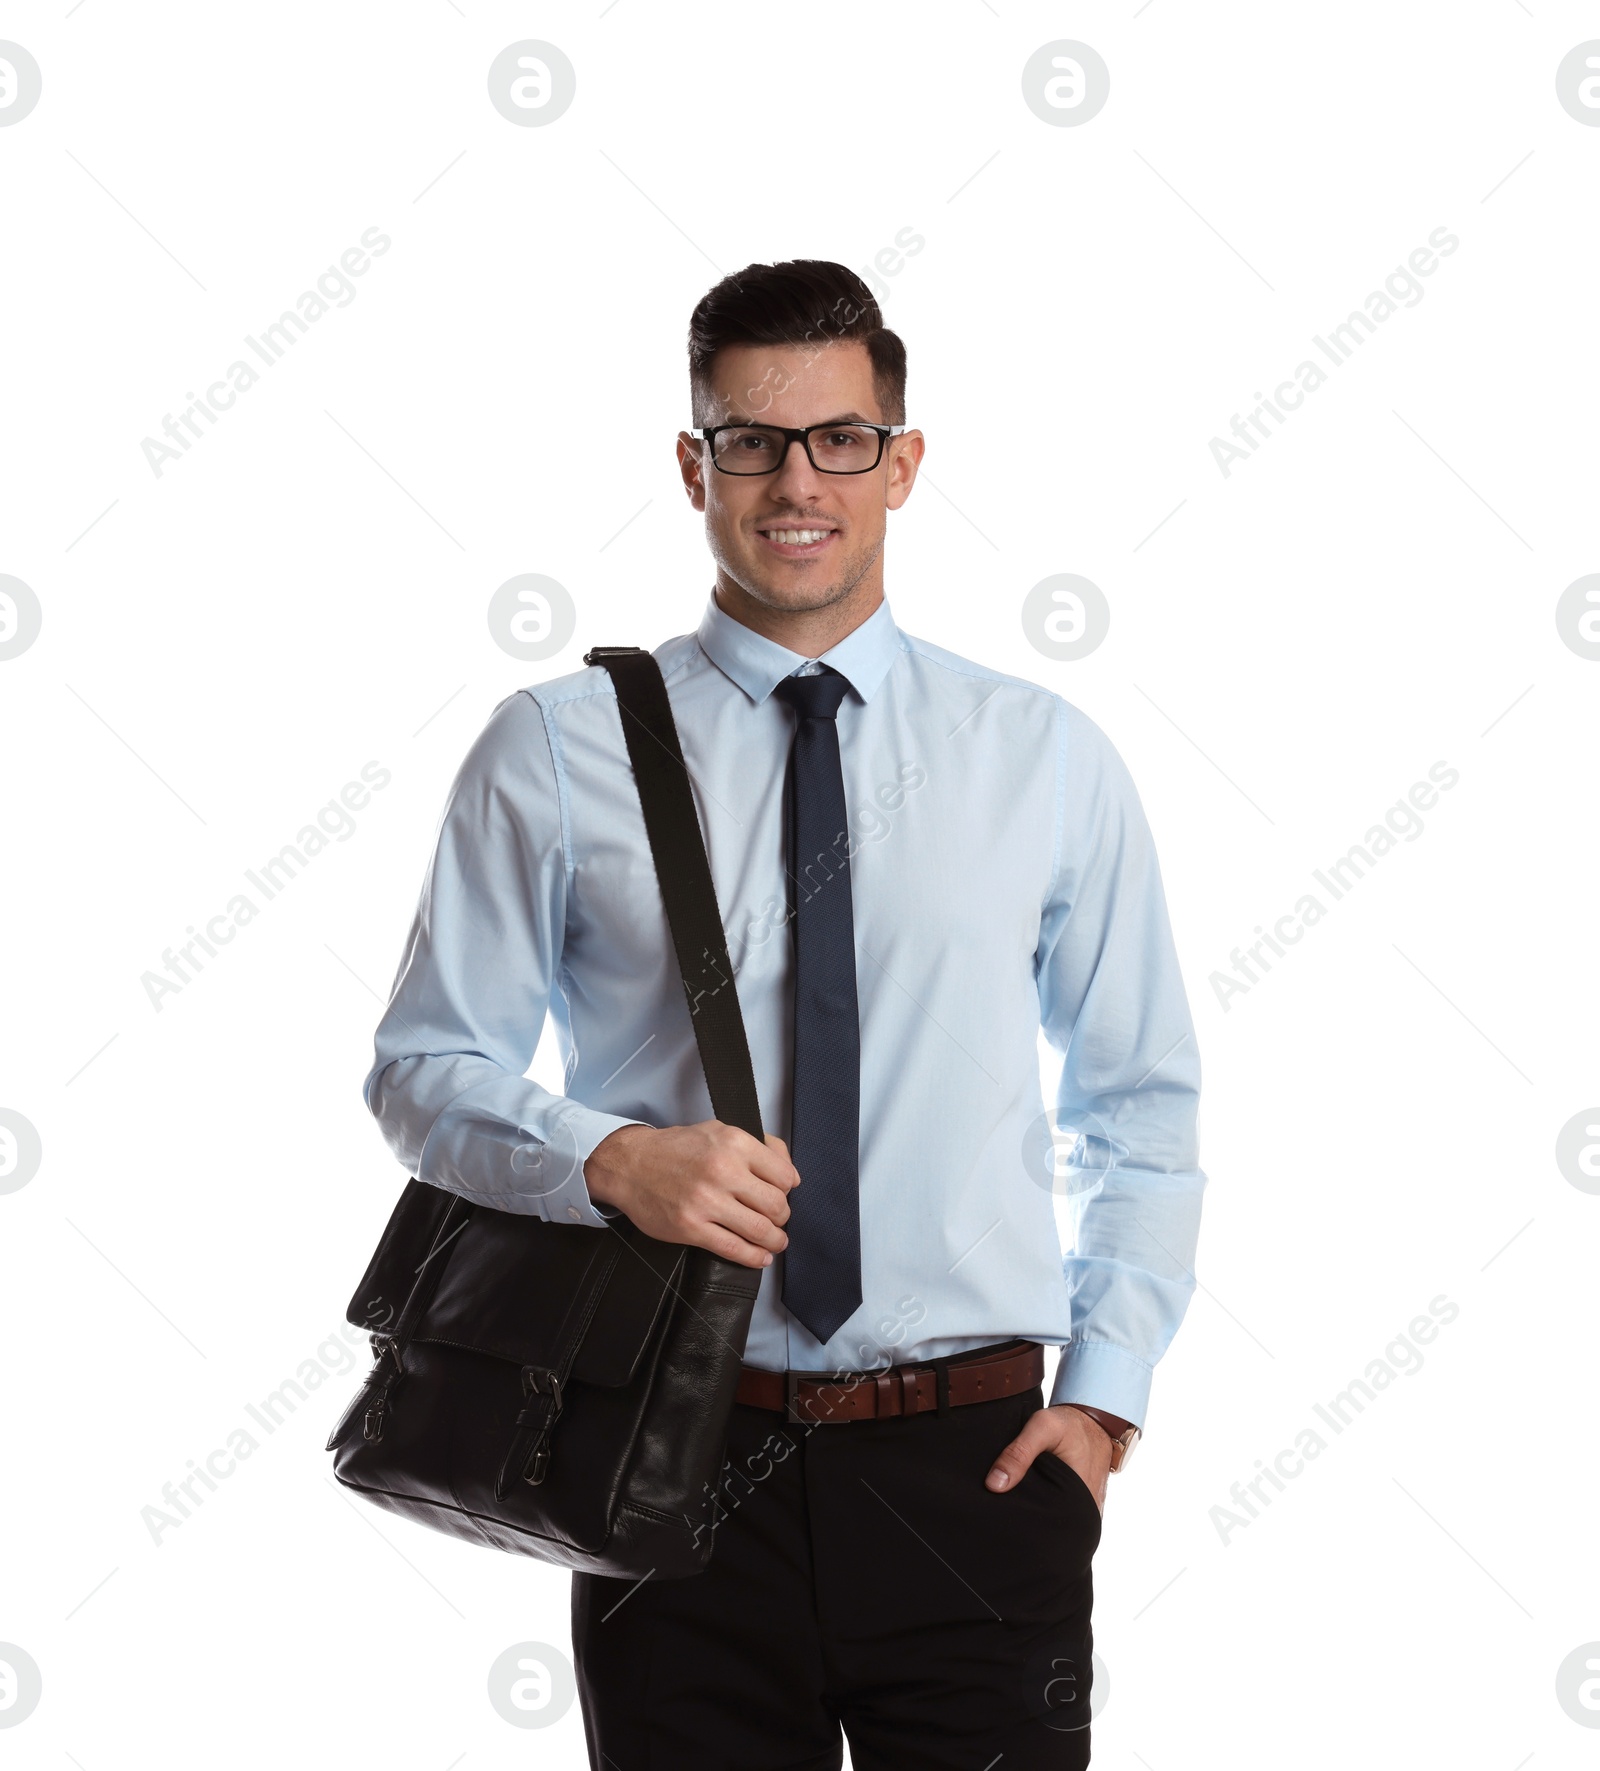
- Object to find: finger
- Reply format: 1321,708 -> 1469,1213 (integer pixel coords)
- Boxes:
746,1137 -> 802,1191
707,1197 -> 789,1255
729,1174 -> 793,1227
697,1224 -> 778,1270
985,1418 -> 1059,1493
713,1124 -> 797,1189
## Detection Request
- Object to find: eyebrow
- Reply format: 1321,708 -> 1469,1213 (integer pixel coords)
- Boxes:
721,412 -> 875,427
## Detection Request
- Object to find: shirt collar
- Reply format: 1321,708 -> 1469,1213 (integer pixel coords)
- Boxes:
695,592 -> 902,706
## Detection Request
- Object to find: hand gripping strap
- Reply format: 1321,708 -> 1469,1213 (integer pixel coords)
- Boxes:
584,647 -> 765,1144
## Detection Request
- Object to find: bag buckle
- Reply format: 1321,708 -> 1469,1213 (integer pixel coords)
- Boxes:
522,1367 -> 562,1402
361,1336 -> 402,1442
519,1368 -> 564,1486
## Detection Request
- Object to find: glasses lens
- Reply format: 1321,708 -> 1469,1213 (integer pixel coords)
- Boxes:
711,426 -> 786,473
806,425 -> 884,472
708,425 -> 888,473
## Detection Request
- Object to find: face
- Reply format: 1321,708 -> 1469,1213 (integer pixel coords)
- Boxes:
677,340 -> 923,617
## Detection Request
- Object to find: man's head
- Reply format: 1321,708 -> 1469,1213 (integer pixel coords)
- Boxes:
678,260 -> 923,633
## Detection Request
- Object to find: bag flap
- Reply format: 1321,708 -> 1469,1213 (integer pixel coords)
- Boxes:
413,1211 -> 686,1388
344,1177 -> 461,1336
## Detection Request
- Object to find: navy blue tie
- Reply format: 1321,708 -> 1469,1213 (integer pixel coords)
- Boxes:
772,666 -> 862,1345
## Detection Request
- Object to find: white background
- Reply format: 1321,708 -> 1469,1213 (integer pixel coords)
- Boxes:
2,3 -> 1597,1765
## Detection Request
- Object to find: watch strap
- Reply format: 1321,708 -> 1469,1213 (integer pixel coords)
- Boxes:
1064,1403 -> 1141,1472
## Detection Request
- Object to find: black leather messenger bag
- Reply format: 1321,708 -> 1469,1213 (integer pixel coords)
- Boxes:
325,646 -> 764,1580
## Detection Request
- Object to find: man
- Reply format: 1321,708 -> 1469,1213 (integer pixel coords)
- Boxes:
365,259 -> 1206,1769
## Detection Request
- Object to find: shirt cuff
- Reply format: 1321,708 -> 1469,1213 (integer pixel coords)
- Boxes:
531,1106 -> 649,1228
1048,1339 -> 1155,1434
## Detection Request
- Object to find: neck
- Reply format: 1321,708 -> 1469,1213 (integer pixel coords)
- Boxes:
711,575 -> 884,658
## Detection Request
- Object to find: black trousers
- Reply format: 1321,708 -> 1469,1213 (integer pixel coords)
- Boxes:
572,1378 -> 1100,1769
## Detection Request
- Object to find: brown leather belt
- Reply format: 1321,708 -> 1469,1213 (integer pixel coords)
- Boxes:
735,1339 -> 1044,1424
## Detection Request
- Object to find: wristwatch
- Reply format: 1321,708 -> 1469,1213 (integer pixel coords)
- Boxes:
1064,1404 -> 1142,1473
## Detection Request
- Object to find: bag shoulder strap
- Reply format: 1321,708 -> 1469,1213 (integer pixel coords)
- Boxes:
584,646 -> 764,1143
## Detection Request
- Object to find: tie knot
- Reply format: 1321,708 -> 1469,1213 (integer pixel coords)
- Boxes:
773,665 -> 849,720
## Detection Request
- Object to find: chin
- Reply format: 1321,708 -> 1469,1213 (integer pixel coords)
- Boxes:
741,577 -> 857,615
730,550 -> 873,612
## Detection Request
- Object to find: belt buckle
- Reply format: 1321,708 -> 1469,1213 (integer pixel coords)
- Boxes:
783,1370 -> 813,1425
784,1369 -> 853,1424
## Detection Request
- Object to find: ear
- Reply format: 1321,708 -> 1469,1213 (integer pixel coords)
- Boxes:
884,430 -> 925,512
676,431 -> 707,512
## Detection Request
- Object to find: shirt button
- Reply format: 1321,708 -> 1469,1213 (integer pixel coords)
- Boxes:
566,1206 -> 582,1221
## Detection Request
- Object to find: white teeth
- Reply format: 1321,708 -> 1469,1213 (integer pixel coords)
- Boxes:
765,529 -> 831,545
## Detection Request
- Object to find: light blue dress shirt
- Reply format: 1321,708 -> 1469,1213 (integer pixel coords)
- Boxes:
364,594 -> 1207,1428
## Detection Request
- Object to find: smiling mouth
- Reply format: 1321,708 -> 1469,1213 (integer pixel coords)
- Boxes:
756,525 -> 838,557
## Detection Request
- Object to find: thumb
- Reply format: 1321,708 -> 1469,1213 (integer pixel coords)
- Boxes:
985,1416 -> 1055,1493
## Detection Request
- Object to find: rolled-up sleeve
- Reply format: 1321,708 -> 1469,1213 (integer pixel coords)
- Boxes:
363,688 -> 642,1225
1036,699 -> 1208,1431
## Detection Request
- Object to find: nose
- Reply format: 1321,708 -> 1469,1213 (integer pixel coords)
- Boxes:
770,434 -> 824,498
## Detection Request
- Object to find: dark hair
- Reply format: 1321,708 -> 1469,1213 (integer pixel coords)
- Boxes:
688,259 -> 907,425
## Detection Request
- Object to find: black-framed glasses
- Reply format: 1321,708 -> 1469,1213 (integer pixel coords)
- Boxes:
690,422 -> 908,475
